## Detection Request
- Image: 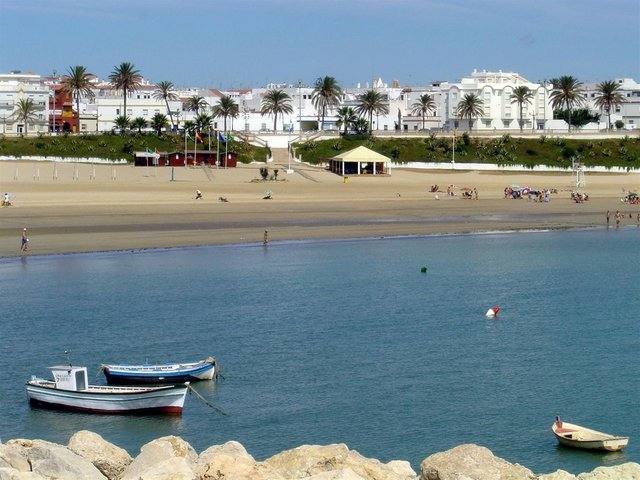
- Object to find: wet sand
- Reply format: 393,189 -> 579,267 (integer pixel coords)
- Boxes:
1,161 -> 638,257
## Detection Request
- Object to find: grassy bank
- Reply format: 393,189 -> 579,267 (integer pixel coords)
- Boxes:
0,133 -> 269,164
293,134 -> 640,169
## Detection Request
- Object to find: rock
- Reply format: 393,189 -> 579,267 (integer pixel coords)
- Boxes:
0,444 -> 30,472
264,443 -> 416,480
577,462 -> 640,480
121,436 -> 197,480
195,440 -> 283,480
68,431 -> 132,480
419,444 -> 535,480
539,471 -> 577,480
6,439 -> 106,480
0,468 -> 48,480
129,457 -> 197,480
306,469 -> 368,480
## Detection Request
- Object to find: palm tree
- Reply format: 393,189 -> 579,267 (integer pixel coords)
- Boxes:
594,80 -> 625,131
14,98 -> 40,135
336,106 -> 357,135
411,93 -> 436,130
183,120 -> 196,134
153,81 -> 178,130
184,95 -> 208,116
114,115 -> 130,134
311,76 -> 342,131
353,117 -> 369,134
108,62 -> 142,118
212,95 -> 239,132
195,113 -> 212,133
61,65 -> 94,131
260,89 -> 293,132
355,90 -> 389,133
150,113 -> 169,136
130,116 -> 147,133
549,76 -> 584,131
456,93 -> 484,131
509,86 -> 535,132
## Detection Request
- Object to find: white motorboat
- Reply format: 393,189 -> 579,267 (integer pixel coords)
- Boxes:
26,365 -> 188,415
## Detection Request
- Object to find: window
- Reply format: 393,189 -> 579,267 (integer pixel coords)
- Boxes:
615,106 -> 621,112
629,120 -> 634,124
143,109 -> 148,115
116,108 -> 120,115
413,125 -> 418,130
403,124 -> 408,131
126,109 -> 132,115
81,123 -> 87,130
383,125 -> 388,130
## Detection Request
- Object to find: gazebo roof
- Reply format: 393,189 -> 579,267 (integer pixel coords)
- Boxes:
331,146 -> 390,162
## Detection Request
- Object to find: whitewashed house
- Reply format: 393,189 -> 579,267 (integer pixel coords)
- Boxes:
439,70 -> 554,131
583,78 -> 640,130
0,71 -> 50,135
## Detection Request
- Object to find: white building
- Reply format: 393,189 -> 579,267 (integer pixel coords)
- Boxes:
439,70 -> 554,131
583,78 -> 640,130
0,71 -> 50,135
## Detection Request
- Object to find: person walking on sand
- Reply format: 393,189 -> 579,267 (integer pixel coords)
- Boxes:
606,210 -> 610,226
263,230 -> 269,246
473,188 -> 478,200
20,228 -> 29,252
615,210 -> 621,229
195,189 -> 203,200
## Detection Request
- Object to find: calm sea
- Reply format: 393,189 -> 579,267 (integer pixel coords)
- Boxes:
0,229 -> 638,475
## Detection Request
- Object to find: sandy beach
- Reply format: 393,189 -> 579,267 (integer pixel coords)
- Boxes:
1,160 -> 639,257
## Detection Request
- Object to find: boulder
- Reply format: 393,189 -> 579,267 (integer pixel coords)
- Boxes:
195,440 -> 283,480
121,436 -> 197,480
6,439 -> 106,480
419,444 -> 535,480
264,443 -> 416,480
68,431 -> 132,480
306,469 -> 368,480
577,462 -> 640,480
0,444 -> 30,472
539,471 -> 577,480
127,457 -> 196,480
0,468 -> 47,480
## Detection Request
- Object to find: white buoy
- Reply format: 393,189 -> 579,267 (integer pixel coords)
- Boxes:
485,306 -> 501,318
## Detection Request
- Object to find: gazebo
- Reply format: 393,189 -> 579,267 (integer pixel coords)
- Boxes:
329,146 -> 391,176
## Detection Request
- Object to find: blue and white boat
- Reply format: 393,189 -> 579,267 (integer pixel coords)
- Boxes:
101,357 -> 218,385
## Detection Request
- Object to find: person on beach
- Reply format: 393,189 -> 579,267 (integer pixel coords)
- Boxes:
2,193 -> 11,206
615,210 -> 621,228
637,212 -> 640,227
263,230 -> 269,245
606,210 -> 610,226
473,188 -> 478,200
20,228 -> 29,252
195,189 -> 203,200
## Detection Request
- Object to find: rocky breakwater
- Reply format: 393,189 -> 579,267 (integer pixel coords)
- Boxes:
0,432 -> 638,480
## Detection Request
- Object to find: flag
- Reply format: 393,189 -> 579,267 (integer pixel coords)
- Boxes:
195,131 -> 203,143
218,132 -> 227,144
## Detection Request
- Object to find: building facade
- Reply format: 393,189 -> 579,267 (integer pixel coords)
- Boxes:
583,78 -> 640,130
0,72 -> 50,135
439,70 -> 554,131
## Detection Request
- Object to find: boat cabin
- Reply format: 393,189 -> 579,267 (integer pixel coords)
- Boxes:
49,366 -> 88,391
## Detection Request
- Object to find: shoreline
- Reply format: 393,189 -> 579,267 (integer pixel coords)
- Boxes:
1,431 -> 637,479
0,223 -> 613,262
1,160 -> 638,258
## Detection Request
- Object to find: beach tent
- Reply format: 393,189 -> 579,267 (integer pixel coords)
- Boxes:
328,146 -> 391,176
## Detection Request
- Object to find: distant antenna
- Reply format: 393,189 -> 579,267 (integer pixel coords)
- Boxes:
64,350 -> 72,368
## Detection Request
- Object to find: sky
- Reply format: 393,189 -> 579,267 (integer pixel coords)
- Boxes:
0,0 -> 639,88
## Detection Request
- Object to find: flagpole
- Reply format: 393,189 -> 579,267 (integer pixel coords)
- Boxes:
183,127 -> 187,167
194,128 -> 197,166
224,135 -> 228,169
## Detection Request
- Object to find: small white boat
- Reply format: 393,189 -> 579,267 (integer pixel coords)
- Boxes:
102,357 -> 217,385
552,418 -> 629,452
26,365 -> 188,415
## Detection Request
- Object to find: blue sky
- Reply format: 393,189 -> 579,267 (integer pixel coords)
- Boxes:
1,0 -> 638,88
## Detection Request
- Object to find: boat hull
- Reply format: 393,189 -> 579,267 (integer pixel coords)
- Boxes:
103,361 -> 215,385
554,433 -> 629,452
26,383 -> 187,415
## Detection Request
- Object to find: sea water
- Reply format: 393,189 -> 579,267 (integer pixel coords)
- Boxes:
0,228 -> 638,475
